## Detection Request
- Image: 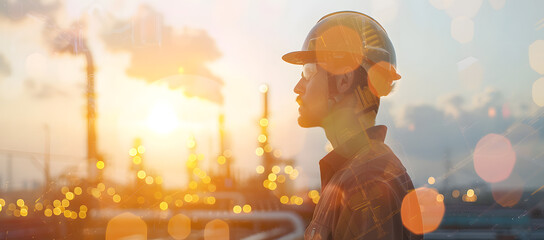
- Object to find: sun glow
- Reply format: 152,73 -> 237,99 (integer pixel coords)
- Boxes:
147,100 -> 180,134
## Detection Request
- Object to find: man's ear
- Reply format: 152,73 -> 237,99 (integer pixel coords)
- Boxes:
335,69 -> 354,94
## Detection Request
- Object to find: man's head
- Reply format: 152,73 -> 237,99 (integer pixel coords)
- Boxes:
283,11 -> 400,129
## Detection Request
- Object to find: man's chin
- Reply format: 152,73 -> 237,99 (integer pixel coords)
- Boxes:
297,116 -> 317,128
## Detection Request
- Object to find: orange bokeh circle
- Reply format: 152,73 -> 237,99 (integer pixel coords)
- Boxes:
401,187 -> 445,235
315,25 -> 363,76
492,174 -> 524,207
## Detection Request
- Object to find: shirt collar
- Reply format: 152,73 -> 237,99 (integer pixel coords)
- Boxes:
318,125 -> 388,187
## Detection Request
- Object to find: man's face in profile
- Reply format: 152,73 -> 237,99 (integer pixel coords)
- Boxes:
293,63 -> 330,128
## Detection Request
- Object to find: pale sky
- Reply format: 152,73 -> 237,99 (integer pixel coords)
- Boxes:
1,0 -> 543,191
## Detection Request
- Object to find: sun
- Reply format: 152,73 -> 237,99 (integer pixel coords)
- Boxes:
147,100 -> 180,134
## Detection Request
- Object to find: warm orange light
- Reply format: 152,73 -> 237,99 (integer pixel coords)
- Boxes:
204,219 -> 229,240
113,194 -> 121,203
133,156 -> 142,165
259,118 -> 269,127
66,192 -> 75,200
168,213 -> 191,239
280,196 -> 289,204
427,177 -> 436,185
137,170 -> 147,179
160,201 -> 168,210
44,209 -> 53,217
61,186 -> 69,194
155,176 -> 164,184
129,148 -> 138,156
106,212 -> 147,240
16,199 -> 24,207
308,190 -> 319,199
145,176 -> 154,184
258,134 -> 267,143
206,197 -> 216,205
401,187 -> 445,235
284,165 -> 293,174
184,194 -> 193,203
35,202 -> 43,211
255,147 -> 264,156
277,175 -> 286,183
268,173 -> 277,182
242,204 -> 252,213
96,160 -> 105,169
217,156 -> 226,165
488,107 -> 496,118
233,205 -> 241,214
256,165 -> 264,174
467,189 -> 475,198
74,187 -> 82,195
107,187 -> 116,196
20,208 -> 28,217
62,199 -> 69,208
452,190 -> 460,198
189,181 -> 198,190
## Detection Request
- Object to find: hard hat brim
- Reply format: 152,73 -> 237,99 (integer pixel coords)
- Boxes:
282,51 -> 315,65
282,50 -> 401,80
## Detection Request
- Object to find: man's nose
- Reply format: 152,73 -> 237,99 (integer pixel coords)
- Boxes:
294,78 -> 304,94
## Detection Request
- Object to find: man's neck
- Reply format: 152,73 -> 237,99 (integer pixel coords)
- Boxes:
322,107 -> 375,158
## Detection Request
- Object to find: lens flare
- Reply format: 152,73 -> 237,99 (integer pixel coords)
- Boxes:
315,25 -> 363,75
401,187 -> 445,235
473,133 -> 516,183
105,212 -> 147,240
492,174 -> 524,207
204,219 -> 229,240
168,213 -> 191,239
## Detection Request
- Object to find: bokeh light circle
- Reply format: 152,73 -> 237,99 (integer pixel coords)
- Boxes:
315,25 -> 363,76
492,174 -> 524,207
429,0 -> 454,10
451,16 -> 474,44
204,219 -> 229,240
473,133 -> 516,183
168,213 -> 191,239
529,40 -> 544,74
401,187 -> 445,235
532,77 -> 544,107
368,61 -> 396,97
489,0 -> 506,10
105,212 -> 147,240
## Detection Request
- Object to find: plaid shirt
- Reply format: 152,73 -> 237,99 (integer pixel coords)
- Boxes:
305,125 -> 422,240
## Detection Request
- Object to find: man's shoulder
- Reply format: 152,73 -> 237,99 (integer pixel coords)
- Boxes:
335,143 -> 406,183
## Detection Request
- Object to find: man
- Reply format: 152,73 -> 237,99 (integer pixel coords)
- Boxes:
282,11 -> 422,239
